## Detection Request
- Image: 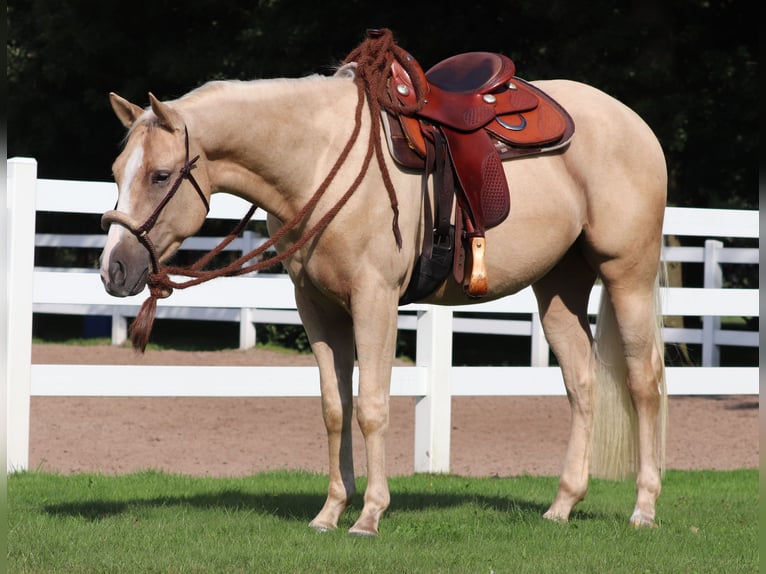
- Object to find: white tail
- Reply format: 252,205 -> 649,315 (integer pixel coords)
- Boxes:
590,271 -> 668,480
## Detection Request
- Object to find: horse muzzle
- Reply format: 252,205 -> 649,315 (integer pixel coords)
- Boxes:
100,214 -> 152,297
101,257 -> 149,297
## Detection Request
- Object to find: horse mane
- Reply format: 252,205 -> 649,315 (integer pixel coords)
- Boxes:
120,74 -> 340,142
177,74 -> 337,105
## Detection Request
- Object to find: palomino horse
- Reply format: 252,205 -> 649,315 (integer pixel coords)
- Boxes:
99,35 -> 667,536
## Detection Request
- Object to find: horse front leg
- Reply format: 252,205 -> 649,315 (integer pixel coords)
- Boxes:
347,290 -> 400,536
294,287 -> 357,532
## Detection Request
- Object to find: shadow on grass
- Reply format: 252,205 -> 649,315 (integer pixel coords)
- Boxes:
42,488 -> 609,524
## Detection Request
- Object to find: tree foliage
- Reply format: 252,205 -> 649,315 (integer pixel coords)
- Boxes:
7,0 -> 757,208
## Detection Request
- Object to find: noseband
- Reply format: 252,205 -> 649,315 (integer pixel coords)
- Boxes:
100,128 -> 210,277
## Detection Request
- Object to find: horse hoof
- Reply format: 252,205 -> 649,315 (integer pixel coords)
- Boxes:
348,527 -> 378,538
309,520 -> 336,533
349,519 -> 379,537
629,510 -> 658,528
630,518 -> 658,529
542,509 -> 568,524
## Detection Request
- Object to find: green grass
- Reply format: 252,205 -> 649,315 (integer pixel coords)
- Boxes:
8,469 -> 757,573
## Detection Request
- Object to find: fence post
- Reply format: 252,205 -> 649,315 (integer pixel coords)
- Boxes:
241,230 -> 257,253
702,239 -> 723,367
413,305 -> 453,473
111,311 -> 127,345
238,230 -> 259,350
239,308 -> 256,349
6,158 -> 38,472
530,313 -> 549,366
1,160 -> 7,475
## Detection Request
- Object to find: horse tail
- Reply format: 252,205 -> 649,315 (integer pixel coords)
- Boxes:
590,267 -> 668,480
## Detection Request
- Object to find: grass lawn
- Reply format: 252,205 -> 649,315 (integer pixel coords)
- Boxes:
8,469 -> 758,573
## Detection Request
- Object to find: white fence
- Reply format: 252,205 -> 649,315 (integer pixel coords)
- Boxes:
27,169 -> 760,364
5,158 -> 760,473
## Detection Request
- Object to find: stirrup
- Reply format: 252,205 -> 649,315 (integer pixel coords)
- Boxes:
464,236 -> 489,297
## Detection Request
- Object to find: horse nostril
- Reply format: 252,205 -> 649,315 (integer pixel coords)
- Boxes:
110,259 -> 126,287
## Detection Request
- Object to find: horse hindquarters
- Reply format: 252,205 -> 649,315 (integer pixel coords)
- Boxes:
541,77 -> 667,525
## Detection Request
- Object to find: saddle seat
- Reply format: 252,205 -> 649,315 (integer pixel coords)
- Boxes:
381,49 -> 575,301
427,51 -> 517,93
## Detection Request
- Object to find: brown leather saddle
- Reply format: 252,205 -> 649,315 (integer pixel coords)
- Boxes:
385,50 -> 575,303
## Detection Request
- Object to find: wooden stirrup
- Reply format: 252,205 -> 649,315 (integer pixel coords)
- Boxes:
465,236 -> 489,297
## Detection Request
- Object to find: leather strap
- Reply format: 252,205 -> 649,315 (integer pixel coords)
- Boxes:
398,128 -> 456,305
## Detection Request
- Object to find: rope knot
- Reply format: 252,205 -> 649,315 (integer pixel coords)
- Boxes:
127,272 -> 173,352
148,271 -> 173,299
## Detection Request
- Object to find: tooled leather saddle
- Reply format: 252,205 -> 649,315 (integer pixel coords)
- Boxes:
385,49 -> 575,303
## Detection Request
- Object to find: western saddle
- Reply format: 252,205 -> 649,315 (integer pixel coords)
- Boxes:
377,44 -> 575,303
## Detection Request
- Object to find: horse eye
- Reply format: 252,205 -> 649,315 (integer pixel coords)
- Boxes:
152,171 -> 171,185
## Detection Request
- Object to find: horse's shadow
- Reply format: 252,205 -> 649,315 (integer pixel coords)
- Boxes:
43,485 -> 608,523
44,490 -> 325,522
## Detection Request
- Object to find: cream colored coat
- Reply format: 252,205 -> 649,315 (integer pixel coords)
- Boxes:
101,72 -> 667,536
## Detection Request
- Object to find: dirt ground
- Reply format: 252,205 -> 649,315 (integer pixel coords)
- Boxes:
30,344 -> 759,478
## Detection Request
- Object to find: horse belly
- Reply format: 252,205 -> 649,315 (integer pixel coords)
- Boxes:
424,155 -> 586,306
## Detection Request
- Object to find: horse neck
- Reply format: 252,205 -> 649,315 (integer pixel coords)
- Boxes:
178,76 -> 361,221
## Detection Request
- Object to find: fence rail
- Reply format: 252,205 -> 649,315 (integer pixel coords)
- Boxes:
30,175 -> 759,361
6,158 -> 760,473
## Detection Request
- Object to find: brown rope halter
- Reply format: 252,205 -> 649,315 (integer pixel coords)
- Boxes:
102,29 -> 426,351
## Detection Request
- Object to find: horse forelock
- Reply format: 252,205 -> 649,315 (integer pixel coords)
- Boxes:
122,111 -> 163,144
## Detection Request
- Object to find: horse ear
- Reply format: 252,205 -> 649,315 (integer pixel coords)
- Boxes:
109,92 -> 144,128
148,92 -> 182,131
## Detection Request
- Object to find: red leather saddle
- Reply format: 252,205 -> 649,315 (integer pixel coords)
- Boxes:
381,50 -> 575,300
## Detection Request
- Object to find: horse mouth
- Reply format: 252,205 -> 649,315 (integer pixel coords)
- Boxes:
102,262 -> 149,297
128,267 -> 150,295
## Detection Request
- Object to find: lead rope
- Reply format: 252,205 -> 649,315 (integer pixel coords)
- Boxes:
344,28 -> 428,247
124,29 -> 420,351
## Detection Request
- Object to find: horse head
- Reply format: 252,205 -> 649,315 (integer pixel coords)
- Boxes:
100,92 -> 211,296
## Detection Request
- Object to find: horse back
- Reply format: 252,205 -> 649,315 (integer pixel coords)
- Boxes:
420,79 -> 667,306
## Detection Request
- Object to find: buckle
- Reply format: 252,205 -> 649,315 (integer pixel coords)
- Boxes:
433,226 -> 454,251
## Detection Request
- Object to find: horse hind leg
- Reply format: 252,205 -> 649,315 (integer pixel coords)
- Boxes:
532,246 -> 598,522
593,261 -> 667,527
